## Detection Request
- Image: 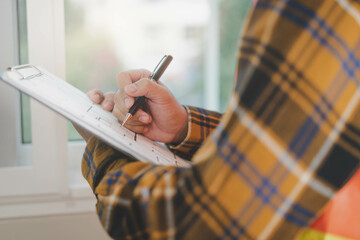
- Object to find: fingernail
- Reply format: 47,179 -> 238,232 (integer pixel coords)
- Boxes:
126,84 -> 137,93
139,115 -> 149,122
125,98 -> 131,108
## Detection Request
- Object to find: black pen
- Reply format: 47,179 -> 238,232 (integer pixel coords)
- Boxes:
121,55 -> 173,126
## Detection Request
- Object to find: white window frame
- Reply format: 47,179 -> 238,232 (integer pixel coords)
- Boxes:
0,0 -> 94,219
0,0 -> 64,197
0,0 -> 221,219
0,0 -> 19,170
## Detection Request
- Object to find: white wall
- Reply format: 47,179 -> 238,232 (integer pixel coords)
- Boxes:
0,212 -> 111,240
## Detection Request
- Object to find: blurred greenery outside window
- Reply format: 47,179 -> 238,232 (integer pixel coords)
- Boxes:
18,0 -> 31,144
219,0 -> 252,110
19,0 -> 252,143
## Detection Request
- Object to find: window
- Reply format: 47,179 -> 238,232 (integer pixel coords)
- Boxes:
0,0 -> 91,219
0,0 -> 30,168
0,0 -> 64,199
0,0 -> 251,218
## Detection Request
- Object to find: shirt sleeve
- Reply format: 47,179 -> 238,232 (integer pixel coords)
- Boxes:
166,105 -> 222,160
81,1 -> 360,239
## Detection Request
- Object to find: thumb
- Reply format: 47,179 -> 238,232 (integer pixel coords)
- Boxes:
124,78 -> 165,100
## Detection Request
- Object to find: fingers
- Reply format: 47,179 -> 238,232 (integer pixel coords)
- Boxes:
87,89 -> 115,112
87,89 -> 104,104
116,69 -> 152,86
113,88 -> 133,121
101,92 -> 115,111
112,105 -> 152,125
113,69 -> 159,133
112,106 -> 152,133
115,69 -> 152,111
124,78 -> 167,100
86,87 -> 151,134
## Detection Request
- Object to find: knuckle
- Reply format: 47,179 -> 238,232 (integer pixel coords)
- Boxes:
140,69 -> 152,78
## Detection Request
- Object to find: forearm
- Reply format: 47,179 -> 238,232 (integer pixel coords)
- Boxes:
82,137 -> 203,239
81,136 -> 138,192
82,103 -> 223,195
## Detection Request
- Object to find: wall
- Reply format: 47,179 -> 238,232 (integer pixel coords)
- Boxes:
0,212 -> 111,240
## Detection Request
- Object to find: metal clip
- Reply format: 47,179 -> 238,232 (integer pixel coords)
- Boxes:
7,64 -> 43,80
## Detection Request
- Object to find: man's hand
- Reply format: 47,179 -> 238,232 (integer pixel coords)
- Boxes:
73,69 -> 188,144
112,69 -> 188,144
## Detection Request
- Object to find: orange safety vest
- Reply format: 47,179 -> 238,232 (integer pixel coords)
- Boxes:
299,169 -> 360,240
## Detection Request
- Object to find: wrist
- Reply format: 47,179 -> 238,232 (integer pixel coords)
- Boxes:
171,106 -> 188,144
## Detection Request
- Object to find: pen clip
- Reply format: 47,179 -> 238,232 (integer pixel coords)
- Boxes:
150,55 -> 172,81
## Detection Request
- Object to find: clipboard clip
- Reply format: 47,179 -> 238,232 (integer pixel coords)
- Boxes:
7,64 -> 43,80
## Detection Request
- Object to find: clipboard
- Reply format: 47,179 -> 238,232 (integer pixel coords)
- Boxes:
0,64 -> 191,168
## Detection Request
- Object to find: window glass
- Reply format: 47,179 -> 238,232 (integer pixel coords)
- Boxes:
18,0 -> 32,144
0,0 -> 32,167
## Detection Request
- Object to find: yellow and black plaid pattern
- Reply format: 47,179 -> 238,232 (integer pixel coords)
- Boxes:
168,106 -> 222,160
82,1 -> 360,239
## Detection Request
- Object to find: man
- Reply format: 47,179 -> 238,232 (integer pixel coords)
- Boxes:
75,1 -> 360,239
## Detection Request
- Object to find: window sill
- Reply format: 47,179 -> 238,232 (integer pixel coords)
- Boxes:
0,185 -> 95,219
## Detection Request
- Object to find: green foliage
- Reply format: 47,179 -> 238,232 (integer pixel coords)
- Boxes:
17,0 -> 32,143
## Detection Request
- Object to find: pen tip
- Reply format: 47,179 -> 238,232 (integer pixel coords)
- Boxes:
122,113 -> 132,126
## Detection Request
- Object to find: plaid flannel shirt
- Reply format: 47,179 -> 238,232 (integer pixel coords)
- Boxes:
82,1 -> 360,239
